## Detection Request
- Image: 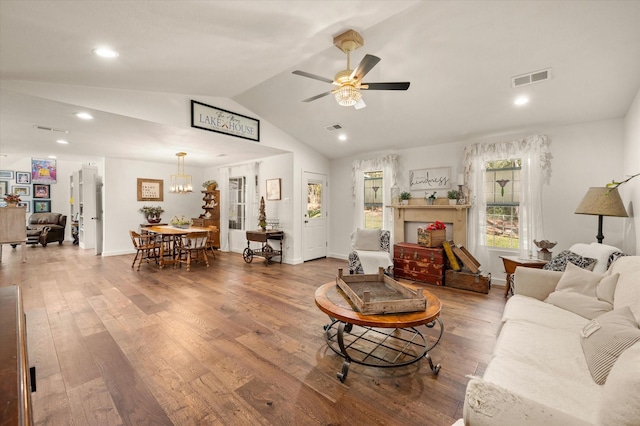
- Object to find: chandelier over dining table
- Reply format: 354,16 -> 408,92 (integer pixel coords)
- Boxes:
170,152 -> 193,193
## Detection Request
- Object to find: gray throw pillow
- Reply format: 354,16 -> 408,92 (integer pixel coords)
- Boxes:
580,307 -> 640,385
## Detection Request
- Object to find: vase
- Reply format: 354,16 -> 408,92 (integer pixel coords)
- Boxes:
426,198 -> 435,205
449,199 -> 457,205
6,201 -> 18,207
146,216 -> 161,224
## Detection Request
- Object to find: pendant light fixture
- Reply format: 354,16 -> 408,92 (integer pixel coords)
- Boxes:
170,152 -> 193,193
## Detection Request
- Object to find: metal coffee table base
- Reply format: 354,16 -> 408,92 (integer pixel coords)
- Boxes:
322,317 -> 443,382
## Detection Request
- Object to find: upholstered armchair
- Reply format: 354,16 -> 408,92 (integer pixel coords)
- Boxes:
26,213 -> 67,247
348,228 -> 393,274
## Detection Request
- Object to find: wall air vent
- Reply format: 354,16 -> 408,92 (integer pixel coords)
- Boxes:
33,125 -> 69,133
511,68 -> 551,88
325,123 -> 343,132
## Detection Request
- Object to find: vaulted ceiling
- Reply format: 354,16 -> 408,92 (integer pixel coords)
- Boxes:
1,1 -> 639,168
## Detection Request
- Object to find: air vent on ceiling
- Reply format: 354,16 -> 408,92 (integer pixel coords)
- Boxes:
325,123 -> 343,132
33,125 -> 69,133
511,68 -> 551,88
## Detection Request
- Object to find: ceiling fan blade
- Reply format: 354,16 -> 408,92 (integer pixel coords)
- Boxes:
350,54 -> 381,81
292,70 -> 334,84
362,82 -> 411,91
302,91 -> 332,102
354,98 -> 366,110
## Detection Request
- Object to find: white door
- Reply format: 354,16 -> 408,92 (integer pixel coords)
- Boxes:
303,172 -> 327,261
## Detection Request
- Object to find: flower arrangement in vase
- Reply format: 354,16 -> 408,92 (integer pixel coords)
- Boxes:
170,215 -> 191,229
3,194 -> 21,206
139,205 -> 165,223
425,191 -> 437,205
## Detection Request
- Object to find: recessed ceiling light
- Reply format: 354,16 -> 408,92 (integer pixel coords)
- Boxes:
76,112 -> 93,120
338,133 -> 347,141
514,96 -> 529,106
56,139 -> 69,145
92,47 -> 119,58
48,155 -> 57,159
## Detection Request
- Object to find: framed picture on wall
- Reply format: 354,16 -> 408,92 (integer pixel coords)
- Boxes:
33,184 -> 50,199
266,178 -> 281,201
0,170 -> 14,179
31,158 -> 57,184
12,185 -> 30,196
0,181 -> 8,196
33,199 -> 51,213
137,178 -> 164,201
17,201 -> 30,213
16,171 -> 31,184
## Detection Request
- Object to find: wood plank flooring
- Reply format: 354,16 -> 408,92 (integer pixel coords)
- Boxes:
0,244 -> 507,425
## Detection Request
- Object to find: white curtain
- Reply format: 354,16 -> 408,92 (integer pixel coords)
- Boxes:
464,135 -> 552,264
352,154 -> 398,236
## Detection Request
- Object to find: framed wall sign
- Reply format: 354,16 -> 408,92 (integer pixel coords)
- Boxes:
31,158 -> 57,183
34,184 -> 50,199
16,171 -> 31,184
266,178 -> 281,201
191,100 -> 260,142
34,199 -> 51,213
409,167 -> 452,191
137,178 -> 164,201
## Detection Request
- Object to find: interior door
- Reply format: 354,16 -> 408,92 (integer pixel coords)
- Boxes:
303,172 -> 327,261
94,177 -> 103,255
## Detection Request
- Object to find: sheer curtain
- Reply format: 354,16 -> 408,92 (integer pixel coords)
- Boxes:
352,154 -> 398,235
464,135 -> 552,265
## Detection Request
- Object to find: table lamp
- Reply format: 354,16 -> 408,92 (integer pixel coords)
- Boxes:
574,187 -> 627,243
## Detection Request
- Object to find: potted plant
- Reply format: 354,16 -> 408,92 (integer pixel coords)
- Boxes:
425,191 -> 437,205
139,205 -> 165,223
447,189 -> 460,205
170,215 -> 191,229
399,191 -> 411,205
3,194 -> 21,207
202,180 -> 218,191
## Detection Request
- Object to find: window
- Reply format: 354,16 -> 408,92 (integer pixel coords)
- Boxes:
307,182 -> 322,219
228,176 -> 246,230
485,159 -> 521,248
364,171 -> 383,229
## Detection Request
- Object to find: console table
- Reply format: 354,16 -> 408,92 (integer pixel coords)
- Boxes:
0,207 -> 27,263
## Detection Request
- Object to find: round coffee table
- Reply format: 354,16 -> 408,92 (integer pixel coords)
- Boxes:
314,281 -> 443,382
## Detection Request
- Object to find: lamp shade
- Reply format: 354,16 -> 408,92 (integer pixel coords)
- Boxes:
574,187 -> 628,217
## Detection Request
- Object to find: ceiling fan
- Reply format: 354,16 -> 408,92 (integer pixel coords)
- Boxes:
292,29 -> 410,109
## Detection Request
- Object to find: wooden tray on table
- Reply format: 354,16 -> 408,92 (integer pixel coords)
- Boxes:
336,268 -> 426,315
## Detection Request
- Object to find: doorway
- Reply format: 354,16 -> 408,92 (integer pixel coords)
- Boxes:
303,172 -> 327,261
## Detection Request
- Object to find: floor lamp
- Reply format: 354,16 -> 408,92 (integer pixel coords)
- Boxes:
575,187 -> 628,244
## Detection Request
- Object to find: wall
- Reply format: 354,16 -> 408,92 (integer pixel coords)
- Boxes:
623,87 -> 640,254
329,118 -> 626,285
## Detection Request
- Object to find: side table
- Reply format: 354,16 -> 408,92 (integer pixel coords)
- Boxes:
500,255 -> 548,297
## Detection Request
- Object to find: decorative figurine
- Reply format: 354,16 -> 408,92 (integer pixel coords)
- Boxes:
258,196 -> 267,231
534,240 -> 557,261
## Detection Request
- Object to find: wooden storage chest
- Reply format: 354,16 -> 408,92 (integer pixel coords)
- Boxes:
393,243 -> 445,286
417,229 -> 445,247
445,270 -> 491,294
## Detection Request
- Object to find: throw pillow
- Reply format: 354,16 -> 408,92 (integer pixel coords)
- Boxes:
543,250 -> 597,272
546,292 -> 613,319
580,307 -> 640,385
351,228 -> 381,251
555,262 -> 604,297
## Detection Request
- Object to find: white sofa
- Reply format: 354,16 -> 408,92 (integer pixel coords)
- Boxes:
455,244 -> 640,426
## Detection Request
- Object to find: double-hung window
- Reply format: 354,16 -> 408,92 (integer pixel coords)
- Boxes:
228,176 -> 246,230
363,171 -> 383,229
485,160 -> 521,249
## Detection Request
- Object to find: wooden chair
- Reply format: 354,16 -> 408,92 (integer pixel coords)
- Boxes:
174,231 -> 209,271
205,225 -> 219,258
129,230 -> 160,271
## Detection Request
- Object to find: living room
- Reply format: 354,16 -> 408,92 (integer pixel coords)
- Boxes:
1,1 -> 640,425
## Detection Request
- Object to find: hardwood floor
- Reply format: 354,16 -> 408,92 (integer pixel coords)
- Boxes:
0,244 -> 507,426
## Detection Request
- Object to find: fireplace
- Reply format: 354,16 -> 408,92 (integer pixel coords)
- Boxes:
391,202 -> 470,246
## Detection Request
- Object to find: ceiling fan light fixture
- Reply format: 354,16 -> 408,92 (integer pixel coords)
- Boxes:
335,84 -> 361,107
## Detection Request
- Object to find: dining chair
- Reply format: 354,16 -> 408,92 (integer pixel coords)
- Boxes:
205,225 -> 219,258
174,231 -> 210,271
129,230 -> 161,271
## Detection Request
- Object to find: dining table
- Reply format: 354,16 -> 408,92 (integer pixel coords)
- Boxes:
145,225 -> 211,268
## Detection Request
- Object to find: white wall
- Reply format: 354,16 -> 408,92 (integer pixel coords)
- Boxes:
623,87 -> 640,255
102,157 -> 206,256
329,118 -> 626,285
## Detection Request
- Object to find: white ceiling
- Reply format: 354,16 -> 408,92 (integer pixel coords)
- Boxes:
1,1 -> 640,168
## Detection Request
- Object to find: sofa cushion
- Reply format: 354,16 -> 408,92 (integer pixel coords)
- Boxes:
502,295 -> 590,332
351,228 -> 381,251
543,250 -> 597,272
546,292 -> 613,320
610,256 -> 640,312
569,243 -> 622,274
597,342 -> 640,425
29,212 -> 62,225
580,307 -> 640,385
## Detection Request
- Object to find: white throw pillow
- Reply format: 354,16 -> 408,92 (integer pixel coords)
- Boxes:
351,228 -> 381,251
546,292 -> 613,319
597,342 -> 640,425
554,262 -> 606,297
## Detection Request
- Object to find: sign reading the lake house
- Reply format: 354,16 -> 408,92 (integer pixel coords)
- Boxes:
409,167 -> 452,191
191,100 -> 260,142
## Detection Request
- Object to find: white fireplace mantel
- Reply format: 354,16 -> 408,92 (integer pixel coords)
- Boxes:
389,204 -> 470,246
